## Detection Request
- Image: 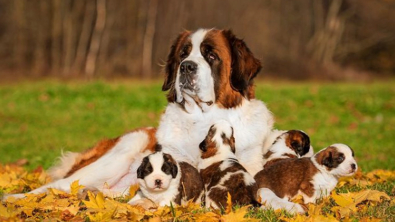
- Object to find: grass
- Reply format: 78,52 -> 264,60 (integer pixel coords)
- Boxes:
0,80 -> 394,172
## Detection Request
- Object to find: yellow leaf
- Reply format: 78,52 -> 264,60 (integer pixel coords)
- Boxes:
70,180 -> 85,195
352,190 -> 390,204
194,212 -> 221,222
291,195 -> 304,204
221,206 -> 258,222
48,187 -> 68,196
0,204 -> 13,217
83,191 -> 106,209
331,190 -> 390,218
331,192 -> 354,207
127,183 -> 139,199
225,192 -> 232,214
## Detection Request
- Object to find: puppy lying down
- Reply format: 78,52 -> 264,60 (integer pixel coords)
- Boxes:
255,143 -> 357,213
198,120 -> 260,209
128,147 -> 203,207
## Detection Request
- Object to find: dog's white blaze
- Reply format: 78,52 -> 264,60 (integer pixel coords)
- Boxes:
143,152 -> 172,191
175,29 -> 215,107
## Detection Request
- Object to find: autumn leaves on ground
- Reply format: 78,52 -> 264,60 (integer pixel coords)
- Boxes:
1,164 -> 394,221
0,81 -> 394,221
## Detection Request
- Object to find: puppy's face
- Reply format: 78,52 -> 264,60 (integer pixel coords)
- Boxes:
137,152 -> 178,191
199,120 -> 235,159
284,130 -> 311,157
315,144 -> 357,177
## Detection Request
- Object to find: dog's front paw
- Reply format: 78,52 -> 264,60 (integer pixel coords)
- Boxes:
2,193 -> 26,202
128,198 -> 157,210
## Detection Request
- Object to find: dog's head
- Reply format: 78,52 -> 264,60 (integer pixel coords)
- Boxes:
199,120 -> 236,159
137,151 -> 178,191
314,144 -> 357,177
162,29 -> 261,109
284,130 -> 311,157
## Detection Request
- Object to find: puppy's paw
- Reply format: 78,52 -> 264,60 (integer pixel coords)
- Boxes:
128,198 -> 157,210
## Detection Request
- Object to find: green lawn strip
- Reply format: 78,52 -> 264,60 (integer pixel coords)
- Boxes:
0,80 -> 394,172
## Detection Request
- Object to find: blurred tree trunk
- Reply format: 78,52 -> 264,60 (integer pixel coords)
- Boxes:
13,0 -> 26,70
307,0 -> 347,67
33,0 -> 48,76
142,0 -> 158,78
85,0 -> 106,78
51,0 -> 63,76
72,0 -> 95,75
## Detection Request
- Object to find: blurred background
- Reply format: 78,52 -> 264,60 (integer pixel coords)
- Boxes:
0,0 -> 394,171
1,0 -> 394,81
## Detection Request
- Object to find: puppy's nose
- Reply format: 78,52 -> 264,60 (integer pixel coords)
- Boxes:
180,61 -> 197,75
155,179 -> 162,186
351,163 -> 356,170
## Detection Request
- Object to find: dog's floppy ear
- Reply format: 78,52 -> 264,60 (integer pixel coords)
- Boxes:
162,31 -> 190,102
163,153 -> 178,178
316,149 -> 334,169
322,151 -> 334,168
199,140 -> 207,152
137,156 -> 150,179
222,29 -> 261,98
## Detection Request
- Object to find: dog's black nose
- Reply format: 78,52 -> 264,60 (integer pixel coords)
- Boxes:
155,179 -> 162,186
351,163 -> 356,170
180,61 -> 197,75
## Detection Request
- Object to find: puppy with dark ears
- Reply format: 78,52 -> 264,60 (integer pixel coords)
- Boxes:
128,146 -> 203,207
255,143 -> 357,214
198,120 -> 260,209
262,130 -> 313,168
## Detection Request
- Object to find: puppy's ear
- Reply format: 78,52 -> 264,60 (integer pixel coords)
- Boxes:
171,162 -> 178,179
137,156 -> 150,179
199,140 -> 207,152
163,153 -> 178,178
222,29 -> 261,98
322,151 -> 334,168
230,127 -> 236,153
162,31 -> 190,102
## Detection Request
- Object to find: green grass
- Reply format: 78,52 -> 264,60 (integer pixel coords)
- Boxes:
0,80 -> 394,172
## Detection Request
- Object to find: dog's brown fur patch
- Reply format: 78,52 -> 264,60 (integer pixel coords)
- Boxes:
174,162 -> 204,204
254,158 -> 318,199
65,127 -> 157,178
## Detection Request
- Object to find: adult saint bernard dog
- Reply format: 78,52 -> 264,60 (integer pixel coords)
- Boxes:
3,28 -> 273,199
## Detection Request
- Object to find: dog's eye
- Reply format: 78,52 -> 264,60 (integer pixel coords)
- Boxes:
337,156 -> 344,162
208,53 -> 216,61
180,51 -> 187,60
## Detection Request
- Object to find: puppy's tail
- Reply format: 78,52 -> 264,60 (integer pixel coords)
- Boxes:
257,188 -> 305,214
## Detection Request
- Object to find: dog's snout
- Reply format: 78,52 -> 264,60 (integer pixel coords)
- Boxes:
180,61 -> 197,75
155,179 -> 162,186
351,163 -> 356,170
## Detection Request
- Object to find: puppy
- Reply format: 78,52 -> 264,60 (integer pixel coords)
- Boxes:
262,130 -> 313,168
128,149 -> 203,207
255,144 -> 357,213
198,120 -> 259,209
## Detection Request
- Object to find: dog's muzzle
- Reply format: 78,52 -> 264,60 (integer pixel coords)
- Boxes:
179,60 -> 198,91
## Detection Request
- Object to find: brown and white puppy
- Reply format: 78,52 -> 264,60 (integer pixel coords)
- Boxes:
262,130 -> 312,168
255,144 -> 357,213
128,149 -> 203,207
198,120 -> 259,209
